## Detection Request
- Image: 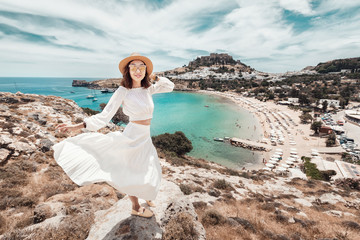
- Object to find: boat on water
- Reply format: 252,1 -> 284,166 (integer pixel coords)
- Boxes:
70,91 -> 75,93
101,88 -> 116,93
224,137 -> 230,140
214,137 -> 224,142
92,98 -> 98,102
204,105 -> 209,107
87,89 -> 98,99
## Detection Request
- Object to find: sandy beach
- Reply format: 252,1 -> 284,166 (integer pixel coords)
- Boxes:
196,89 -> 344,172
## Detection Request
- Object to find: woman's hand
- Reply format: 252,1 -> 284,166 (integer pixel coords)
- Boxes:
149,73 -> 158,82
55,123 -> 83,133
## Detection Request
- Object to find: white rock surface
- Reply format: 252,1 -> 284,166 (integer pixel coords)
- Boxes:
294,198 -> 313,207
87,180 -> 206,240
319,193 -> 346,205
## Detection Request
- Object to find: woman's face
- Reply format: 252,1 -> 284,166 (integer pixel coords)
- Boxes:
129,60 -> 146,84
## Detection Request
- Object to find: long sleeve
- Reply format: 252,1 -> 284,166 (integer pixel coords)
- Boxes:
83,86 -> 128,131
149,77 -> 175,95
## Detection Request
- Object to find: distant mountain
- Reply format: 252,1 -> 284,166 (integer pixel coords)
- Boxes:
313,57 -> 360,73
162,53 -> 253,76
188,53 -> 251,71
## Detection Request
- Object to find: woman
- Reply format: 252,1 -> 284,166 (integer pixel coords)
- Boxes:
52,52 -> 175,218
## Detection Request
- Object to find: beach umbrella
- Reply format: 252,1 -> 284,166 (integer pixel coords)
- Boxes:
281,163 -> 290,168
311,152 -> 319,156
276,167 -> 287,172
269,160 -> 278,164
290,151 -> 297,155
266,163 -> 275,168
262,167 -> 272,171
286,160 -> 294,165
290,148 -> 297,151
276,148 -> 283,152
274,151 -> 283,155
270,157 -> 279,162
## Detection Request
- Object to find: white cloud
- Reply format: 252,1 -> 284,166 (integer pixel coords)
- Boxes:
0,0 -> 359,76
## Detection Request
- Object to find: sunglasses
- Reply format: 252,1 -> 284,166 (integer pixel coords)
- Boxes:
129,64 -> 146,72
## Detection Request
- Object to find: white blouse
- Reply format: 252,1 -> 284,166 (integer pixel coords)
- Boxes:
84,77 -> 175,131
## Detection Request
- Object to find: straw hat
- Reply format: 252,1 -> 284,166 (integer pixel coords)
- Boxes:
118,52 -> 153,75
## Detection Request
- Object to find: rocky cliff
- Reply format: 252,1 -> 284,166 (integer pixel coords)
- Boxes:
0,91 -> 360,240
72,78 -> 122,89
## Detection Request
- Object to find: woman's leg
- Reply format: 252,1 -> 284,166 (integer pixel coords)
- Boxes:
129,196 -> 154,217
129,195 -> 141,211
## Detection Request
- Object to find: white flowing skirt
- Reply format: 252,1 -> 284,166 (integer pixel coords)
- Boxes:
52,122 -> 161,200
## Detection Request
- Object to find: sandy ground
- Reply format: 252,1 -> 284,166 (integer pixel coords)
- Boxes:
196,90 -> 345,172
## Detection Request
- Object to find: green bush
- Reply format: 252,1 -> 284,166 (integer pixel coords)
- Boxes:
152,131 -> 193,156
303,158 -> 323,180
81,107 -> 99,116
326,133 -> 336,147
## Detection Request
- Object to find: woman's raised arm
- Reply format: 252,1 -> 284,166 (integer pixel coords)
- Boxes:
148,76 -> 175,95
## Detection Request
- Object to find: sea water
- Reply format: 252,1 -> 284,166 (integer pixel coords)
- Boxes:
0,77 -> 262,169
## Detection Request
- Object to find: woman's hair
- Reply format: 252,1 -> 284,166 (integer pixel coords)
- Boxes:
121,61 -> 151,89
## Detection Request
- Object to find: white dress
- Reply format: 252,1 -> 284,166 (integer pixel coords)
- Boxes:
52,77 -> 175,200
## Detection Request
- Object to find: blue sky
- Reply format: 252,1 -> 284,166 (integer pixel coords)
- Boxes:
0,0 -> 359,77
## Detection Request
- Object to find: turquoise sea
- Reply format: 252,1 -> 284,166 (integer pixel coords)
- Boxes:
0,77 -> 262,169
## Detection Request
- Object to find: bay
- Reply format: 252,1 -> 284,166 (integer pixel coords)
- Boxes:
0,77 -> 262,169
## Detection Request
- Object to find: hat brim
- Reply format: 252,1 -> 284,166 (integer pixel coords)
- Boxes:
119,55 -> 153,76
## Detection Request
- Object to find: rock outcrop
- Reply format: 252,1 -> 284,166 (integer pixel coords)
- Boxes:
87,180 -> 205,240
72,78 -> 122,90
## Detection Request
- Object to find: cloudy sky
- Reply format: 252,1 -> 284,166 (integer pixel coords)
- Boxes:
0,0 -> 359,77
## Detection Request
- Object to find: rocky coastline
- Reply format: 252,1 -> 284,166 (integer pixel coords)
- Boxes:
1,91 -> 360,239
72,78 -> 122,90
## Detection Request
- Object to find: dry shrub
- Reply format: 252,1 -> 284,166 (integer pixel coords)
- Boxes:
3,213 -> 94,240
0,214 -> 6,234
162,212 -> 198,240
201,209 -> 226,226
213,179 -> 234,191
14,211 -> 34,229
180,184 -> 192,195
342,221 -> 360,231
179,183 -> 204,195
0,188 -> 35,210
260,202 -> 282,212
192,201 -> 207,210
44,164 -> 64,180
217,167 -> 240,176
0,188 -> 22,210
0,163 -> 29,188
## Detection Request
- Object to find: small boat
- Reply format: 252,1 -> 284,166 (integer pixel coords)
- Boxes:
86,95 -> 95,99
213,137 -> 224,142
204,105 -> 209,107
92,98 -> 98,102
101,88 -> 116,93
224,137 -> 230,140
70,91 -> 75,93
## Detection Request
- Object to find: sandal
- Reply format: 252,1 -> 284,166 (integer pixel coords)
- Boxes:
146,200 -> 156,207
131,207 -> 153,218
